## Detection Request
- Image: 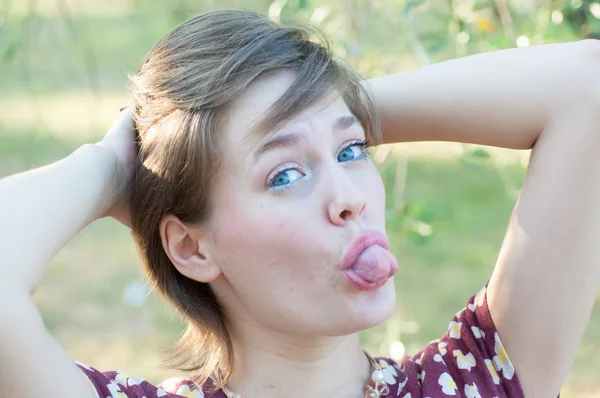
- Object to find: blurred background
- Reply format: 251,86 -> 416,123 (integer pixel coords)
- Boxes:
1,0 -> 599,396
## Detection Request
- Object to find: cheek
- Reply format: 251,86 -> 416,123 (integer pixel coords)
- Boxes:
210,198 -> 328,282
360,164 -> 386,220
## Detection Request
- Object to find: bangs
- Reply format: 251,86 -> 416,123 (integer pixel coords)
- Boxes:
251,65 -> 381,145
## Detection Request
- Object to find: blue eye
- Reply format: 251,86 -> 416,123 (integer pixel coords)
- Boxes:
268,164 -> 305,191
337,141 -> 367,162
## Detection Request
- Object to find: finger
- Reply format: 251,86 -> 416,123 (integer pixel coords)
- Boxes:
108,107 -> 135,136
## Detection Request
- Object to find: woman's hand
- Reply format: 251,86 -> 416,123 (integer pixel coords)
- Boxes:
95,107 -> 138,228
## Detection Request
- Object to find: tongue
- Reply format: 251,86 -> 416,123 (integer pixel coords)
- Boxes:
350,245 -> 397,283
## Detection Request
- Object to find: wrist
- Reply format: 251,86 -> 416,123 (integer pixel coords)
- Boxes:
73,143 -> 123,218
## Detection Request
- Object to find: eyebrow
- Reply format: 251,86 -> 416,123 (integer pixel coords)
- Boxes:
254,133 -> 304,160
333,115 -> 358,131
253,115 -> 359,160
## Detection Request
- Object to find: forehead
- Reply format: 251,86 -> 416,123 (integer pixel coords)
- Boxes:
220,70 -> 352,152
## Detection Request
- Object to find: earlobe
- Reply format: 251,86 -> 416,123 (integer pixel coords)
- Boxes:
159,215 -> 222,283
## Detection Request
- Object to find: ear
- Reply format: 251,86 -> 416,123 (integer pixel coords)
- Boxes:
159,214 -> 221,283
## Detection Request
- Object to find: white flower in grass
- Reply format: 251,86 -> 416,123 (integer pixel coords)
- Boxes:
493,332 -> 515,380
484,359 -> 501,385
437,372 -> 457,395
453,349 -> 476,372
448,321 -> 462,339
464,383 -> 482,398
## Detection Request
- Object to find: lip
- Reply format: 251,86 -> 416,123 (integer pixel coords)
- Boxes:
341,230 -> 391,270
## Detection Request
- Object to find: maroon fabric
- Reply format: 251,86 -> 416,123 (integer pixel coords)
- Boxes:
76,285 -> 524,397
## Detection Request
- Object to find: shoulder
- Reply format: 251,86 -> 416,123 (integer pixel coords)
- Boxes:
377,285 -> 525,397
75,361 -> 224,398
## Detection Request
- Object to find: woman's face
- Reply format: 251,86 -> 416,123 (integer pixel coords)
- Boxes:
205,71 -> 397,337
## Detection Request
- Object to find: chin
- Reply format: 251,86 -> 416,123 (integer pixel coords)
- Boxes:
328,278 -> 398,336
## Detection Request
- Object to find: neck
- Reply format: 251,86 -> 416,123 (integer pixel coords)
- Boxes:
223,323 -> 371,398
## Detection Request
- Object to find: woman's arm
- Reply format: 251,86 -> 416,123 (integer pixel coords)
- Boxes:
370,40 -> 600,396
0,110 -> 135,397
369,40 -> 600,149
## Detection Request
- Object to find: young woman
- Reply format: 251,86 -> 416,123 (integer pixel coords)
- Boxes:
1,9 -> 599,398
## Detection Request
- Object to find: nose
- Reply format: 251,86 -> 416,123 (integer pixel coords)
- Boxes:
326,166 -> 367,226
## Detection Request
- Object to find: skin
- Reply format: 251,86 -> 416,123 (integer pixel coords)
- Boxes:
161,71 -> 393,396
1,40 -> 600,398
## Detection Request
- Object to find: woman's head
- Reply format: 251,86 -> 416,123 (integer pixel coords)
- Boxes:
129,9 -> 395,388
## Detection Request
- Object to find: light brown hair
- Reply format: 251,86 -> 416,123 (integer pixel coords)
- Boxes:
129,8 -> 381,391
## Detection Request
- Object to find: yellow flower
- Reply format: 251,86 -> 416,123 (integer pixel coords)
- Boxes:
448,321 -> 462,339
464,383 -> 482,398
437,341 -> 448,355
173,384 -> 205,397
438,372 -> 457,395
477,18 -> 495,32
453,349 -> 476,371
493,333 -> 515,380
474,286 -> 486,307
484,359 -> 500,385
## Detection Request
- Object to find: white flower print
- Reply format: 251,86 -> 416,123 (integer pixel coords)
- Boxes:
433,353 -> 446,365
493,332 -> 515,380
437,372 -> 457,395
464,383 -> 482,398
474,286 -> 486,307
484,359 -> 501,385
114,371 -> 145,387
397,376 -> 408,395
378,359 -> 399,384
471,326 -> 485,339
159,376 -> 187,392
453,349 -> 476,372
106,380 -> 128,398
448,321 -> 462,339
173,383 -> 205,397
437,341 -> 448,356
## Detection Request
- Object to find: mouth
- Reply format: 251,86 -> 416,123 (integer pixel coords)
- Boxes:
341,230 -> 399,292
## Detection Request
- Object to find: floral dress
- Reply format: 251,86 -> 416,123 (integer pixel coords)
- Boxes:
76,285 -> 524,397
